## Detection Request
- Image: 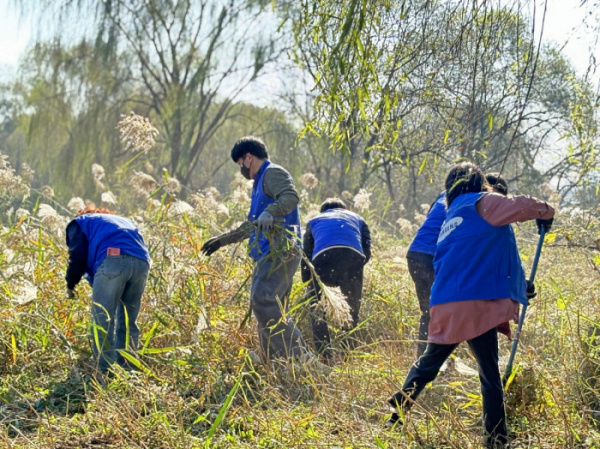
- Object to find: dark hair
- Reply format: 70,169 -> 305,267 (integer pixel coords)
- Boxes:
320,197 -> 347,213
485,172 -> 508,196
445,162 -> 488,206
76,206 -> 117,216
230,136 -> 269,162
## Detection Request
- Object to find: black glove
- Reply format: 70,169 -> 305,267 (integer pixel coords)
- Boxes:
201,237 -> 222,256
536,217 -> 553,235
526,280 -> 536,300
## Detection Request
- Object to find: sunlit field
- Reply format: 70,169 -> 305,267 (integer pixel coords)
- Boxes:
1,152 -> 600,448
1,0 -> 600,446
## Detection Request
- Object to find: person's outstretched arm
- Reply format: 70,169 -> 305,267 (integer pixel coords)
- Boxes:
476,193 -> 555,226
201,221 -> 254,256
301,223 -> 315,283
65,221 -> 88,290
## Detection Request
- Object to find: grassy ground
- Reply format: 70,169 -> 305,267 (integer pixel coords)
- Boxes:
1,203 -> 600,448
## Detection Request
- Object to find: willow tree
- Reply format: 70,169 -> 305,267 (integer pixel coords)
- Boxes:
15,0 -> 282,187
0,40 -> 134,197
287,1 -> 544,163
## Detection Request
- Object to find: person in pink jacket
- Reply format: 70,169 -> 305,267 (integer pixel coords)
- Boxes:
387,163 -> 554,448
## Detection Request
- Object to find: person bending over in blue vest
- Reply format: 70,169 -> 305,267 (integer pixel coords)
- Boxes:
406,173 -> 509,357
301,198 -> 371,360
201,136 -> 308,361
387,162 -> 554,448
65,206 -> 151,374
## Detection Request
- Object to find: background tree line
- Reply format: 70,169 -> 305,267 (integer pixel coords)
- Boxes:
0,0 -> 598,222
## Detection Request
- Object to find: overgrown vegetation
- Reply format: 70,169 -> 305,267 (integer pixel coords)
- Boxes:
1,148 -> 600,448
1,0 -> 600,447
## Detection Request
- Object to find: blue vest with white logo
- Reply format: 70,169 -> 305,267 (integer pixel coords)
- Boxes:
248,161 -> 302,261
73,214 -> 150,284
408,191 -> 447,256
309,209 -> 364,259
430,192 -> 527,307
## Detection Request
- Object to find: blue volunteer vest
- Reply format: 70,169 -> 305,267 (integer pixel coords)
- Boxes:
73,214 -> 150,284
408,191 -> 447,256
248,161 -> 302,261
430,192 -> 527,307
308,209 -> 365,259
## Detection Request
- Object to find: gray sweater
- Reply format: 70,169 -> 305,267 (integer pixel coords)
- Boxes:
219,163 -> 300,245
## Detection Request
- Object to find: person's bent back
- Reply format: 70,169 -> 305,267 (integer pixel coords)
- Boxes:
301,198 -> 371,359
67,212 -> 149,287
66,207 -> 151,375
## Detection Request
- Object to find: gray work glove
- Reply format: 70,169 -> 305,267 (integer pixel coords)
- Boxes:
66,287 -> 75,299
201,236 -> 222,256
257,211 -> 274,231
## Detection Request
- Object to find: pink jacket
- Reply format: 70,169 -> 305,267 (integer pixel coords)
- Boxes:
428,193 -> 555,345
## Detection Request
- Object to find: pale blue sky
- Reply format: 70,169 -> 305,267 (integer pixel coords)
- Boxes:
0,0 -> 30,75
0,0 -> 596,81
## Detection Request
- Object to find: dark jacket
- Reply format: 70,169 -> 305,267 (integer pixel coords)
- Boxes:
65,221 -> 89,289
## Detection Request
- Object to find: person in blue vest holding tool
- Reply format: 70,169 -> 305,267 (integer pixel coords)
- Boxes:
301,198 -> 371,360
201,136 -> 309,361
407,173 -> 509,356
387,162 -> 554,448
65,206 -> 151,374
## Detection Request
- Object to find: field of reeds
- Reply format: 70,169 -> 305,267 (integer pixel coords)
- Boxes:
1,148 -> 600,449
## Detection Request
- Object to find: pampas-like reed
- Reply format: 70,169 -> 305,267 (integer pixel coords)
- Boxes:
317,284 -> 353,329
116,112 -> 159,153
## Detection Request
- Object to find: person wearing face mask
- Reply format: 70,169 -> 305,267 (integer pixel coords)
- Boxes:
201,136 -> 309,362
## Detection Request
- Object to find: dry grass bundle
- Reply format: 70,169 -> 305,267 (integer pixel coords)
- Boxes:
129,171 -> 158,198
67,197 -> 86,212
0,153 -> 30,198
317,284 -> 353,329
299,173 -> 319,190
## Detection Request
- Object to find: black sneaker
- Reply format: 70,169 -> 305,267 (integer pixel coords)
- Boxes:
384,412 -> 403,429
485,435 -> 510,448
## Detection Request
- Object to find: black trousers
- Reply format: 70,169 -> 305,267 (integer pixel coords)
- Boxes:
389,327 -> 508,446
407,253 -> 435,356
307,247 -> 365,358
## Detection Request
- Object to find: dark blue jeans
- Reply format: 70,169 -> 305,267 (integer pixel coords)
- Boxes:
91,255 -> 149,372
389,327 -> 508,445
